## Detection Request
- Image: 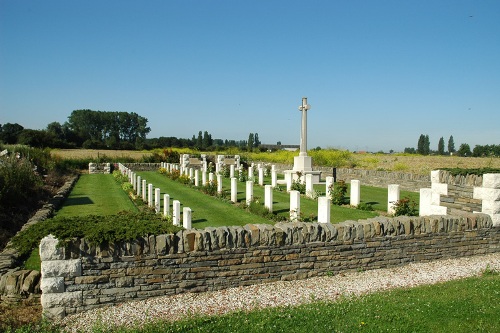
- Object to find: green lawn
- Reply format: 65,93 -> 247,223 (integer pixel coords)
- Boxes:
56,174 -> 137,217
137,172 -> 390,228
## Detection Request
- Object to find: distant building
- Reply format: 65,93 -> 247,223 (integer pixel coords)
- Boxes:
260,144 -> 299,152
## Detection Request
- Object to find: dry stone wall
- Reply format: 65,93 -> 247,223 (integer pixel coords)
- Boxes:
40,214 -> 499,320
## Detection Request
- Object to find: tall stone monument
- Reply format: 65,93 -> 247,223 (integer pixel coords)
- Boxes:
287,97 -> 321,183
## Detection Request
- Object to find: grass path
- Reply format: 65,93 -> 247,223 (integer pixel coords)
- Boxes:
57,174 -> 137,217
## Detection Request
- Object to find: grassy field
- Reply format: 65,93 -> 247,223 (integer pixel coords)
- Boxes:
51,148 -> 500,175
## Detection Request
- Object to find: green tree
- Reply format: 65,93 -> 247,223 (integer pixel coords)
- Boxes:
457,143 -> 471,157
196,131 -> 203,149
417,134 -> 425,155
448,135 -> 455,154
438,137 -> 445,155
248,133 -> 254,151
423,135 -> 430,155
0,123 -> 24,144
254,133 -> 261,147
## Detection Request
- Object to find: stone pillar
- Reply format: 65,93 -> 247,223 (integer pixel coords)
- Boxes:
473,173 -> 500,226
290,190 -> 300,221
318,196 -> 331,223
387,184 -> 400,215
194,169 -> 199,187
231,177 -> 237,203
325,176 -> 334,198
40,235 -> 82,320
271,170 -> 277,188
246,181 -> 254,205
173,200 -> 181,226
154,188 -> 161,213
163,194 -> 170,217
265,185 -> 273,213
305,174 -> 313,198
148,184 -> 153,207
258,168 -> 264,186
183,207 -> 192,229
350,180 -> 360,207
217,175 -> 223,194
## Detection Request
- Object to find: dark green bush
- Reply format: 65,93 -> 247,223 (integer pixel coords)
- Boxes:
391,196 -> 418,216
441,168 -> 500,177
330,180 -> 348,205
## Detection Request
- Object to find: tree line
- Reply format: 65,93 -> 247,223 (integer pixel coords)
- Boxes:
404,134 -> 500,157
0,110 -> 264,151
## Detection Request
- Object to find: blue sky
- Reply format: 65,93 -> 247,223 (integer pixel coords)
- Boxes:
1,0 -> 499,152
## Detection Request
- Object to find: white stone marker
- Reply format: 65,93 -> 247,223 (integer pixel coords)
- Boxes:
173,200 -> 181,226
217,175 -> 223,194
305,174 -> 313,198
163,194 -> 170,217
285,171 -> 292,192
258,168 -> 264,186
202,171 -> 207,186
132,172 -> 136,191
246,181 -> 254,205
194,169 -> 199,187
230,164 -> 235,178
290,190 -> 300,221
387,184 -> 400,215
350,180 -> 360,207
148,184 -> 153,207
325,176 -> 334,198
189,168 -> 193,180
209,172 -> 214,183
154,188 -> 161,213
248,166 -> 254,181
265,185 -> 273,213
318,196 -> 331,223
183,207 -> 192,229
142,180 -> 147,201
231,177 -> 237,203
271,170 -> 277,188
136,176 -> 141,196
473,173 -> 500,226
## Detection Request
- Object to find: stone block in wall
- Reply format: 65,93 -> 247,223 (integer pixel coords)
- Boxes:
473,173 -> 500,226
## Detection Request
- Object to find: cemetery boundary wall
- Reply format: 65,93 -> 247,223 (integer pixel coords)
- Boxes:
40,214 -> 499,320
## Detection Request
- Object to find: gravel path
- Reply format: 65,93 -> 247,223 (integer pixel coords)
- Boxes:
59,253 -> 500,332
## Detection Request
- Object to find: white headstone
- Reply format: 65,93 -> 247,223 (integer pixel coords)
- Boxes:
271,170 -> 277,188
154,188 -> 161,213
246,181 -> 254,205
148,184 -> 153,207
325,176 -> 334,198
248,166 -> 254,181
230,164 -> 235,178
173,200 -> 181,226
163,194 -> 170,217
217,174 -> 223,193
194,169 -> 200,187
265,185 -> 273,213
183,207 -> 192,229
202,171 -> 207,186
318,196 -> 331,223
305,174 -> 313,198
258,168 -> 264,186
231,177 -> 237,203
136,176 -> 141,196
142,180 -> 147,201
350,180 -> 360,207
387,184 -> 400,215
290,190 -> 300,221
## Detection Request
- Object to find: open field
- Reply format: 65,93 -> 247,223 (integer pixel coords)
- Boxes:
50,149 -> 500,175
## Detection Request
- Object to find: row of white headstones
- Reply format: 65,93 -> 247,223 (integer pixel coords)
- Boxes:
118,163 -> 402,228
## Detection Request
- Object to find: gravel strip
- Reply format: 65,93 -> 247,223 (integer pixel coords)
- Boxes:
59,253 -> 500,332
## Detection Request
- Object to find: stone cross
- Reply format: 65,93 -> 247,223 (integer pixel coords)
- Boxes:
298,97 -> 311,157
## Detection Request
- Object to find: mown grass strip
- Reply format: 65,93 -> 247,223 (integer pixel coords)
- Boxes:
136,172 -> 272,228
57,174 -> 137,217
